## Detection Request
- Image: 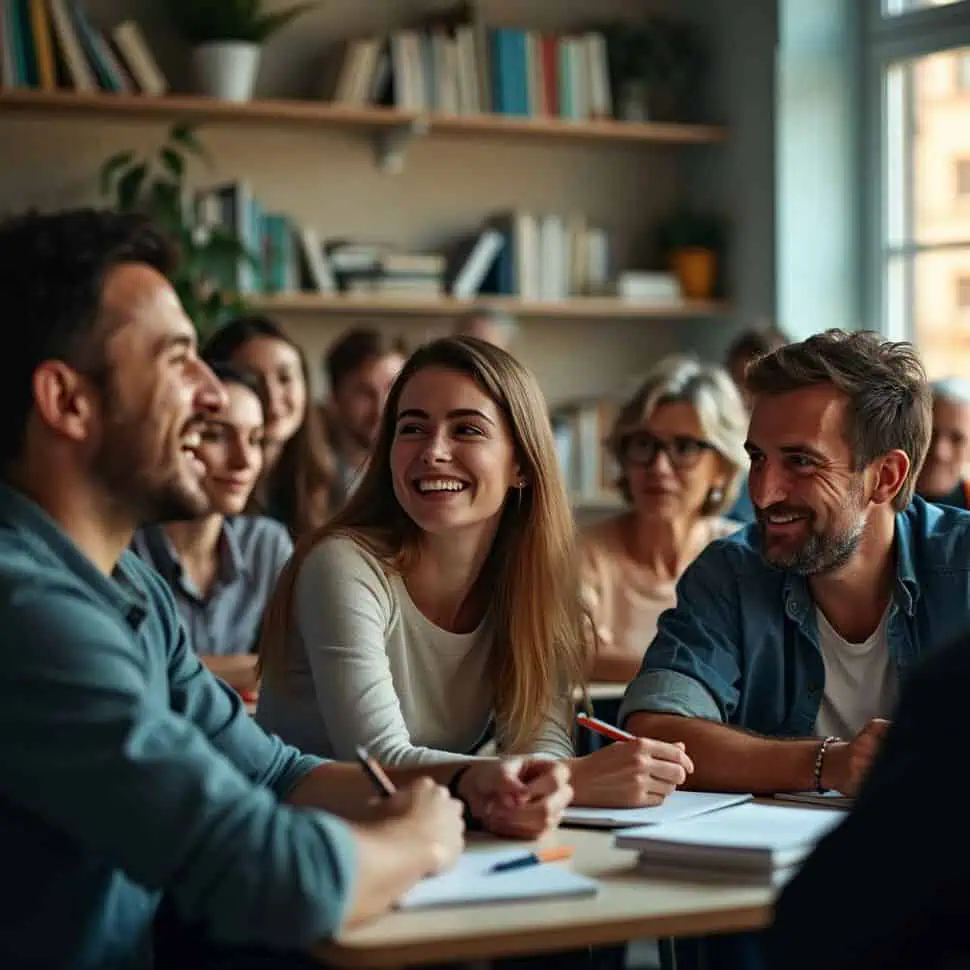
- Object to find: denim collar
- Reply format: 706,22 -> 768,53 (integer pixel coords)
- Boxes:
781,507 -> 919,620
0,481 -> 149,630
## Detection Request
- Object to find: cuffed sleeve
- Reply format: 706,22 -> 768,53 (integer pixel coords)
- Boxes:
618,669 -> 723,723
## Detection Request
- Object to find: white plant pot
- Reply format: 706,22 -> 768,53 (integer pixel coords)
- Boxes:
192,42 -> 262,102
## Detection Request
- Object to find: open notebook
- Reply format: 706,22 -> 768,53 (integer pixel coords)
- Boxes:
398,847 -> 599,910
562,791 -> 753,830
615,802 -> 847,875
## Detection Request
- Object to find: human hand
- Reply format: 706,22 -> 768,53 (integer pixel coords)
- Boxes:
570,738 -> 695,808
462,759 -> 573,839
387,777 -> 465,875
820,718 -> 891,796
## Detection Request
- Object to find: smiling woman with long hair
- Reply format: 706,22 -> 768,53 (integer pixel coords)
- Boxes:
203,316 -> 335,538
256,336 -> 693,808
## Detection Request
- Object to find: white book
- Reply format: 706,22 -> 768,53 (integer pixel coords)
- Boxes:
454,25 -> 479,114
452,229 -> 504,298
48,0 -> 97,91
398,847 -> 598,910
298,227 -> 336,293
1,5 -> 17,88
616,802 -> 847,874
111,20 -> 167,95
564,791 -> 753,831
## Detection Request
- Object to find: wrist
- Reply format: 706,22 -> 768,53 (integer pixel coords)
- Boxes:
448,763 -> 484,831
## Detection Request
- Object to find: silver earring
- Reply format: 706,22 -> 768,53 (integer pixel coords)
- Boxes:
707,485 -> 724,507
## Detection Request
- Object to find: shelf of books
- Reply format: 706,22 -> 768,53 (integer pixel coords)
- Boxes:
246,292 -> 727,320
0,88 -> 726,147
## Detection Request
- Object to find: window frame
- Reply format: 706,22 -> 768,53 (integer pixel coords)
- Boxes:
865,0 -> 970,342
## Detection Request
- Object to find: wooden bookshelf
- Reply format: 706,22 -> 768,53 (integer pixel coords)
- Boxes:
0,89 -> 727,147
245,292 -> 728,320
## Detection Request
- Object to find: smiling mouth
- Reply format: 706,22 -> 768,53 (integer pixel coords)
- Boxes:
413,477 -> 470,494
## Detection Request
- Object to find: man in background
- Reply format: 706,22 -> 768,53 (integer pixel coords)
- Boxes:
915,376 -> 970,509
455,305 -> 519,351
322,327 -> 406,503
724,324 -> 790,522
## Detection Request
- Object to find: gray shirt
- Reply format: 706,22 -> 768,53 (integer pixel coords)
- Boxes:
132,516 -> 292,656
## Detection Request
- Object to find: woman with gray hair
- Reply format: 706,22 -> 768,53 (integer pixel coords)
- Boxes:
582,355 -> 748,683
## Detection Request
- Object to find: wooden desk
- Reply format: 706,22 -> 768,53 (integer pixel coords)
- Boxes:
317,828 -> 775,968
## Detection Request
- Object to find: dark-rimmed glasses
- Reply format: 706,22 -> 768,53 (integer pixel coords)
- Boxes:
622,432 -> 715,469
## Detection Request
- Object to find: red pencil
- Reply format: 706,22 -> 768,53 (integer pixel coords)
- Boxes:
576,712 -> 636,742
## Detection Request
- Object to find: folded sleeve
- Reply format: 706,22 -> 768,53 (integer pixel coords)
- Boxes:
0,577 -> 357,949
618,548 -> 742,727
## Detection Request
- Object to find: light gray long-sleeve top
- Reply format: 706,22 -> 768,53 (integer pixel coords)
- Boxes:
257,536 -> 574,766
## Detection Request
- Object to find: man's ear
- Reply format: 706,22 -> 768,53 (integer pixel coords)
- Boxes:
870,449 -> 911,506
32,362 -> 98,444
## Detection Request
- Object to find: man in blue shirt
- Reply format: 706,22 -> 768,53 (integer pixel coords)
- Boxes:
0,209 -> 571,970
621,329 -> 970,796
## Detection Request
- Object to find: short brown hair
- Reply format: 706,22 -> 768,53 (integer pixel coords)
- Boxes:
325,328 -> 407,392
746,329 -> 931,510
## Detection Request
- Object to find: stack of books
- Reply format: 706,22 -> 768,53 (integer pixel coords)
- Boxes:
614,802 -> 848,886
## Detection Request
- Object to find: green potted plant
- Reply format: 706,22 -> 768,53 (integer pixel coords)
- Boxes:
654,209 -> 725,300
600,18 -> 708,123
164,0 -> 317,102
99,122 -> 253,340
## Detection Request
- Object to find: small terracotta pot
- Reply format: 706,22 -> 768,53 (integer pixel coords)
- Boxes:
671,246 -> 717,299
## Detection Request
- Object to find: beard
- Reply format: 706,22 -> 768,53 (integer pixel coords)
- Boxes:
757,489 -> 866,576
91,383 -> 210,526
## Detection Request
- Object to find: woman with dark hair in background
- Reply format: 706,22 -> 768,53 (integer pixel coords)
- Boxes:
132,363 -> 292,697
203,316 -> 336,538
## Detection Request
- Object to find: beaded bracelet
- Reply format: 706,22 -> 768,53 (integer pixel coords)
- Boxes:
813,736 -> 840,793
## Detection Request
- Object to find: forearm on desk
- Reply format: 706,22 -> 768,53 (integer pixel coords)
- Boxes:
625,712 -> 820,794
286,760 -> 482,819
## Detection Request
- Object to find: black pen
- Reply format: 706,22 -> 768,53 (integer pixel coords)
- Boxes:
355,745 -> 397,799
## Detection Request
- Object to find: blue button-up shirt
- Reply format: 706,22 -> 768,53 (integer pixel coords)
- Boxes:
132,516 -> 292,657
619,496 -> 970,737
0,483 -> 356,970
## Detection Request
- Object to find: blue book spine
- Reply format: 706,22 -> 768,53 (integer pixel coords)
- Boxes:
14,0 -> 37,87
70,1 -> 117,91
505,29 -> 528,117
489,29 -> 504,114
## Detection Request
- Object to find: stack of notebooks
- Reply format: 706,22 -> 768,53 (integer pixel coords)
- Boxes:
614,801 -> 848,886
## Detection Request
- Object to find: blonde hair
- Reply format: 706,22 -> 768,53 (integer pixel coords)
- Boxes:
259,335 -> 588,753
609,354 -> 749,512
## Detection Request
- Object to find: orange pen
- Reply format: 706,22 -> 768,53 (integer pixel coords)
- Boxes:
489,845 -> 575,873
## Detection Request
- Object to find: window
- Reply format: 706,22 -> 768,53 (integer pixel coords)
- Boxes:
874,0 -> 970,377
883,0 -> 965,15
958,159 -> 970,197
956,274 -> 970,307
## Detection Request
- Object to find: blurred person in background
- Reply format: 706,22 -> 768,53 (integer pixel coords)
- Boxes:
455,305 -> 519,351
320,327 -> 406,504
581,356 -> 747,686
723,324 -> 790,522
132,363 -> 292,699
204,316 -> 336,538
915,377 -> 970,510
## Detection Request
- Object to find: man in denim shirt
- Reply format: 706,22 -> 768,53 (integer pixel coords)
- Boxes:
0,210 -> 570,970
621,329 -> 970,797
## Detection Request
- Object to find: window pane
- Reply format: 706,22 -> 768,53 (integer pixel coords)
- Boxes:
883,0 -> 967,15
912,46 -> 970,244
912,248 -> 970,377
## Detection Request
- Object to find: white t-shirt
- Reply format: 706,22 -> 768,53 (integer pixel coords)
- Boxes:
813,606 -> 898,738
256,536 -> 574,766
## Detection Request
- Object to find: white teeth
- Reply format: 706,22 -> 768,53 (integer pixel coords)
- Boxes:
182,433 -> 201,450
768,514 -> 801,524
416,479 -> 467,493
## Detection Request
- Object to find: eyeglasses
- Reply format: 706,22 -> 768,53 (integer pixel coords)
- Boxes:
622,432 -> 715,469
